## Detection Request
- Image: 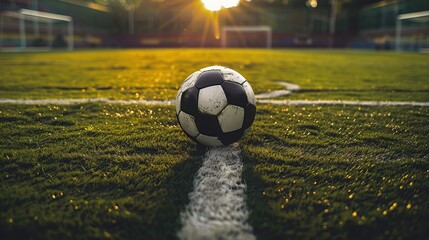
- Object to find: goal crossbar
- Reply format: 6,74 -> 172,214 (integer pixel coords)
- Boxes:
221,25 -> 272,48
398,10 -> 429,21
395,10 -> 429,51
0,9 -> 73,51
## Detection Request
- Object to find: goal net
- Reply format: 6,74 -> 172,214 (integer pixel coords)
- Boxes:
0,9 -> 73,52
221,26 -> 272,48
395,10 -> 429,52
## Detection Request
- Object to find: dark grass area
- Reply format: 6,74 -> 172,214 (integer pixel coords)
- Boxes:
0,104 -> 202,239
1,103 -> 428,239
243,105 -> 429,239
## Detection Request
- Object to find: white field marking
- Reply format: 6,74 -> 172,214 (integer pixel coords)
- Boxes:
257,99 -> 429,107
277,81 -> 301,91
254,89 -> 291,99
1,97 -> 429,107
178,143 -> 255,240
0,98 -> 173,105
1,81 -> 428,107
254,81 -> 429,106
254,81 -> 300,99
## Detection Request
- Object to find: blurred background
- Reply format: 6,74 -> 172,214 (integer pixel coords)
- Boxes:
0,0 -> 428,51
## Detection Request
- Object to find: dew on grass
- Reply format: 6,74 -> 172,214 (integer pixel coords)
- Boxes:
390,203 -> 398,211
103,231 -> 112,238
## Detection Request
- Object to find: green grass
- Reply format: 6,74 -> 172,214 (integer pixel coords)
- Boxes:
1,49 -> 429,239
244,105 -> 429,239
0,104 -> 201,239
1,49 -> 429,101
0,104 -> 428,239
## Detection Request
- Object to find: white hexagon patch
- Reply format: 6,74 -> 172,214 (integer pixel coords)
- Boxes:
218,105 -> 245,133
242,81 -> 256,106
220,68 -> 246,84
178,111 -> 199,137
196,134 -> 223,147
198,85 -> 228,115
180,71 -> 200,93
175,91 -> 182,114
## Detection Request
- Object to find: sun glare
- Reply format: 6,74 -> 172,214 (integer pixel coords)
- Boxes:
201,0 -> 240,11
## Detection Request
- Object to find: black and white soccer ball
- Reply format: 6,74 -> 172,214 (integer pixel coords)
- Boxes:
176,66 -> 256,147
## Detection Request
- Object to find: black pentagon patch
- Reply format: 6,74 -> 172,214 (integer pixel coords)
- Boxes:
221,81 -> 248,108
180,86 -> 199,116
219,129 -> 244,145
194,112 -> 223,136
195,70 -> 224,89
243,103 -> 256,129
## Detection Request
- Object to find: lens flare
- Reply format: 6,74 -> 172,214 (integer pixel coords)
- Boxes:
222,0 -> 240,8
306,0 -> 317,8
202,0 -> 222,11
201,0 -> 240,11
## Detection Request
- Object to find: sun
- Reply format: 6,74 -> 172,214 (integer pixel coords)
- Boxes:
201,0 -> 240,11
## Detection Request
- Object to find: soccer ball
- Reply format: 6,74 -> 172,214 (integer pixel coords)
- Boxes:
176,66 -> 256,147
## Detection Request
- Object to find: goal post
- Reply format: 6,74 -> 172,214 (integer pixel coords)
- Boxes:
395,10 -> 429,51
221,26 -> 272,48
0,9 -> 73,52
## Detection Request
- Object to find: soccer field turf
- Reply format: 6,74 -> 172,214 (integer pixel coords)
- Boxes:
1,49 -> 428,239
1,49 -> 429,101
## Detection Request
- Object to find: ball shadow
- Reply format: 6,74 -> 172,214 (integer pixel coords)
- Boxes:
149,146 -> 205,239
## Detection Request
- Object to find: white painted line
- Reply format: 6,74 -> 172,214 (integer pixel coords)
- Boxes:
255,89 -> 292,99
1,82 -> 428,107
255,81 -> 300,99
277,81 -> 301,91
0,98 -> 173,105
1,98 -> 428,107
178,144 -> 255,240
257,99 -> 429,107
